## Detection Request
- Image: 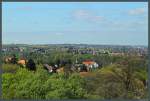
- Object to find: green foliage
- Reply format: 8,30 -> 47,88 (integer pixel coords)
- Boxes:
10,54 -> 18,64
83,58 -> 148,99
2,54 -> 148,99
2,73 -> 16,99
26,59 -> 36,71
2,64 -> 19,73
2,67 -> 87,99
45,73 -> 87,99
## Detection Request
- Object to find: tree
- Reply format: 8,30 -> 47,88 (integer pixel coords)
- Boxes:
26,59 -> 36,71
45,73 -> 87,99
2,67 -> 87,99
56,59 -> 61,67
10,54 -> 18,64
62,59 -> 72,78
83,56 -> 148,99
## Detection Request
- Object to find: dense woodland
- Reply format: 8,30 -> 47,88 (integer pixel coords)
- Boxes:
2,45 -> 148,99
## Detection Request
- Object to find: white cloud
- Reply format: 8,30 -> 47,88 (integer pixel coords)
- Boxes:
72,9 -> 103,22
128,8 -> 146,15
72,9 -> 91,19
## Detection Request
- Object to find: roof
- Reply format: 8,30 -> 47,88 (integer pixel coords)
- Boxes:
82,60 -> 96,65
56,67 -> 64,73
18,60 -> 26,65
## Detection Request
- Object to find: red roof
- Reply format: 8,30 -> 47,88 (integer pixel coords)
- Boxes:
82,60 -> 95,65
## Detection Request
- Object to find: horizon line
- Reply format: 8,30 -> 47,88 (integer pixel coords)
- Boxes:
2,43 -> 148,47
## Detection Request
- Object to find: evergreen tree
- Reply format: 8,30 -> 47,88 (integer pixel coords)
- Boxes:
26,59 -> 36,71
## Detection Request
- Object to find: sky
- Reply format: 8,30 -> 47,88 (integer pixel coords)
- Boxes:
2,2 -> 148,46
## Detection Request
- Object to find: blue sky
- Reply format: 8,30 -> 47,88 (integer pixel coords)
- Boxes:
2,2 -> 148,46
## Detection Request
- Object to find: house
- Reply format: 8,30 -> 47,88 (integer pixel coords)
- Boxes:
17,59 -> 26,67
56,67 -> 64,73
5,57 -> 12,63
82,60 -> 99,71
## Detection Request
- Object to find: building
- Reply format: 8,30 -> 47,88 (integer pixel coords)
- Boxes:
82,60 -> 99,71
17,59 -> 26,67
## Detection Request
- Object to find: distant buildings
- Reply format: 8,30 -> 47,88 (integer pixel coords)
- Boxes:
2,44 -> 147,57
110,52 -> 124,56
